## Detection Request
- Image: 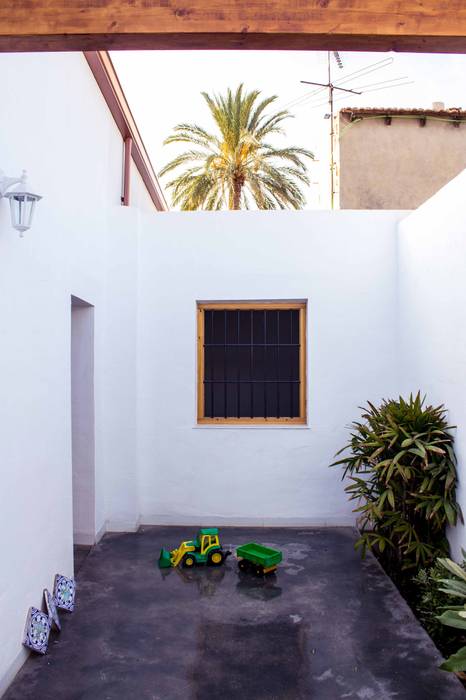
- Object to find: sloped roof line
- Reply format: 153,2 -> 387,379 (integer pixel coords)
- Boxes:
84,51 -> 168,212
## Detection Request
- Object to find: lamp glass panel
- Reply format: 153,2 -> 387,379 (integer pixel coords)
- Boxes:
9,194 -> 36,232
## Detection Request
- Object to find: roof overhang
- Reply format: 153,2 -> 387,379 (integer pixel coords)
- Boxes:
85,51 -> 168,212
340,108 -> 466,118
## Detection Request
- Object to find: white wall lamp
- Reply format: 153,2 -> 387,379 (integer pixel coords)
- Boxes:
0,169 -> 42,237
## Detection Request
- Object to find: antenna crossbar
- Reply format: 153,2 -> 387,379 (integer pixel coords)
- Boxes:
301,80 -> 361,96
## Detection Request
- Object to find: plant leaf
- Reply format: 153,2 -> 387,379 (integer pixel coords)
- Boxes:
437,610 -> 466,630
440,646 -> 466,672
438,558 -> 466,582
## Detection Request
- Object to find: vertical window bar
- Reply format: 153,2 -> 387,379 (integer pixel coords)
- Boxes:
237,310 -> 240,419
276,310 -> 280,418
210,311 -> 214,418
250,311 -> 253,418
290,311 -> 293,417
263,311 -> 267,418
224,310 -> 227,419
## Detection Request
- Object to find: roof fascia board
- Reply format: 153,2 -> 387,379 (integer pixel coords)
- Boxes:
84,50 -> 168,212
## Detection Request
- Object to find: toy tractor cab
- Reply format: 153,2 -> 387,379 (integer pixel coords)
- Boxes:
158,528 -> 230,569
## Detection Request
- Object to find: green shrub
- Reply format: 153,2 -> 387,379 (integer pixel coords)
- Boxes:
412,563 -> 461,658
435,554 -> 466,671
332,393 -> 462,578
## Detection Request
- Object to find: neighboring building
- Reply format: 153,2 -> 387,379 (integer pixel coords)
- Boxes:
337,104 -> 466,209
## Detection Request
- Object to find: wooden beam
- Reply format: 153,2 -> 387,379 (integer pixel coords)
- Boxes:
85,51 -> 168,211
2,2 -> 466,53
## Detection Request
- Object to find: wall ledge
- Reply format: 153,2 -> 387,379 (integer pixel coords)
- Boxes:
139,514 -> 356,528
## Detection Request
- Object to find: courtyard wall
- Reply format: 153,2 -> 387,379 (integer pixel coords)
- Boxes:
399,170 -> 466,559
0,52 -> 151,693
137,210 -> 403,527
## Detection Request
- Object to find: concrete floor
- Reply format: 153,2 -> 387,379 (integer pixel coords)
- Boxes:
5,527 -> 465,699
73,545 -> 91,575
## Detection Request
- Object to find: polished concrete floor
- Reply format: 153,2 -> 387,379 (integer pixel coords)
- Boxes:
5,527 -> 465,699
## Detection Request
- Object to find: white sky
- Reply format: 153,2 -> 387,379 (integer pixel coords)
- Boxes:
111,50 -> 466,209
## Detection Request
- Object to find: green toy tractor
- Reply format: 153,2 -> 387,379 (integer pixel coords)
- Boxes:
158,528 -> 230,568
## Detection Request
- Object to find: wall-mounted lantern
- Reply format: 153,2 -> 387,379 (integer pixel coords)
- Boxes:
0,169 -> 42,237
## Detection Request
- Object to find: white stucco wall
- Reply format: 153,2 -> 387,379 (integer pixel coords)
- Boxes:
3,48 -> 466,700
137,210 -> 403,527
399,170 -> 466,559
71,299 -> 96,545
0,52 -> 154,692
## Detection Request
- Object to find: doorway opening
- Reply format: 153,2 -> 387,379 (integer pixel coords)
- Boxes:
71,295 -> 95,569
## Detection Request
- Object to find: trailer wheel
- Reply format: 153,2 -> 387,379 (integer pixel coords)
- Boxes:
239,559 -> 256,574
208,551 -> 224,566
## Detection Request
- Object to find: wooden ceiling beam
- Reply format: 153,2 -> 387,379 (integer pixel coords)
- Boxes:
2,2 -> 466,54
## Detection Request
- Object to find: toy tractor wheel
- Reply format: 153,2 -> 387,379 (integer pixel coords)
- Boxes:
208,551 -> 224,566
183,554 -> 196,568
238,559 -> 251,573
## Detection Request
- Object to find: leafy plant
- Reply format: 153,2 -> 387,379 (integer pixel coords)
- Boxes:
159,84 -> 314,210
332,393 -> 461,577
435,554 -> 466,671
412,563 -> 461,657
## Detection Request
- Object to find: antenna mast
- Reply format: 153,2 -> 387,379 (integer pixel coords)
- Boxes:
301,52 -> 361,209
292,55 -> 410,209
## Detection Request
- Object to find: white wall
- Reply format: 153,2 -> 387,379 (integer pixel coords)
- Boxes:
399,170 -> 466,559
0,52 -> 154,693
71,299 -> 96,545
137,210 -> 403,527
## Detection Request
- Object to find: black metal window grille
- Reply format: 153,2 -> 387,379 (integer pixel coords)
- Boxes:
203,308 -> 301,419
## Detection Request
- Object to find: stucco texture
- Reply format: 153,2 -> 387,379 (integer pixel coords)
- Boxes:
339,112 -> 466,209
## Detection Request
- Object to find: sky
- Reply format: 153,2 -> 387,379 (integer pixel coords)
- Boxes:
111,50 -> 466,209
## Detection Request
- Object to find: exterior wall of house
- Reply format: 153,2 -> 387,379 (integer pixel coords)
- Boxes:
399,170 -> 466,559
137,210 -> 403,528
0,52 -> 154,693
338,112 -> 466,210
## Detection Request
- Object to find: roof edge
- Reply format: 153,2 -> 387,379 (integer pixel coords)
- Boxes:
340,106 -> 466,118
84,51 -> 168,212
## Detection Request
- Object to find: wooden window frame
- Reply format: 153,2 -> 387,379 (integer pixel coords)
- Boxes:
197,301 -> 307,425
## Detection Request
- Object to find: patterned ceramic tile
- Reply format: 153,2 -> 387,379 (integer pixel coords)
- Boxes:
23,607 -> 51,654
53,574 -> 76,612
44,588 -> 61,631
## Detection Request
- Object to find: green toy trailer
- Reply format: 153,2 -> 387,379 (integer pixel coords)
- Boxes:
158,528 -> 230,568
236,542 -> 282,575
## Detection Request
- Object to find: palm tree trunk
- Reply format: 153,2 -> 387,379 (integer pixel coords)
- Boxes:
232,179 -> 242,210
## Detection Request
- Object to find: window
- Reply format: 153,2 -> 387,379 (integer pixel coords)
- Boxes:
197,301 -> 307,424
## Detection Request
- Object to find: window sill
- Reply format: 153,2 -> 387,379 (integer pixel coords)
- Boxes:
193,423 -> 310,430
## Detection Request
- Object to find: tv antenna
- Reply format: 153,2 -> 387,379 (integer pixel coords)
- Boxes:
301,52 -> 361,209
295,53 -> 413,209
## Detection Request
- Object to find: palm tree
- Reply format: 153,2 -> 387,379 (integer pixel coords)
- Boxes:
159,85 -> 314,210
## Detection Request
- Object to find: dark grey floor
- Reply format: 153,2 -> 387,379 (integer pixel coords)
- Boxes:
5,527 -> 465,699
73,545 -> 91,575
